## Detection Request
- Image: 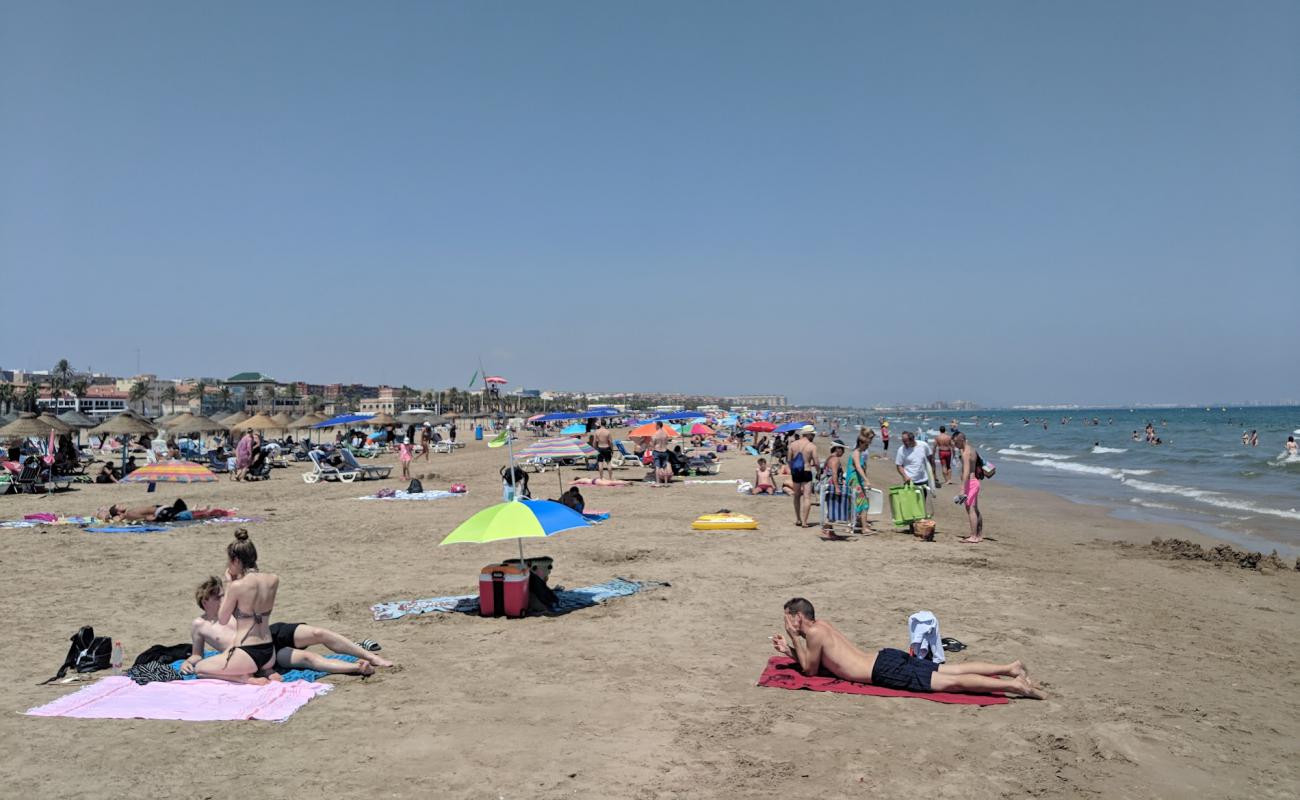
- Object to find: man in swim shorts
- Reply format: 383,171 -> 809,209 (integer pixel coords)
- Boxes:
954,431 -> 984,543
787,425 -> 820,527
590,422 -> 615,481
771,598 -> 1043,698
932,426 -> 955,484
651,421 -> 672,486
183,578 -> 392,677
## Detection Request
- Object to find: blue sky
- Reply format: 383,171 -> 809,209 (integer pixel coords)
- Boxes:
2,1 -> 1297,405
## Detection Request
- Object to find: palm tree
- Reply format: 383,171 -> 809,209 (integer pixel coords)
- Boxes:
218,386 -> 233,412
161,384 -> 178,414
304,394 -> 321,413
282,382 -> 300,414
51,359 -> 73,393
71,380 -> 88,413
258,385 -> 276,412
0,383 -> 12,414
22,382 -> 39,412
129,381 -> 150,414
189,381 -> 207,414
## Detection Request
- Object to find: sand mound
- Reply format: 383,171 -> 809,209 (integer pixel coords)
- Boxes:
1145,537 -> 1297,572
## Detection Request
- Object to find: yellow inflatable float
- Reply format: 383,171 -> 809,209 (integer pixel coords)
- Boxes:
691,513 -> 758,531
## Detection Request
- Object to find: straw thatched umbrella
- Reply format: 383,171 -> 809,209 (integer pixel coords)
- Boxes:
90,410 -> 158,437
0,412 -> 54,438
221,410 -> 250,427
238,413 -> 278,432
367,412 -> 397,427
154,411 -> 186,427
57,410 -> 98,429
270,412 -> 293,429
38,412 -> 74,435
288,412 -> 319,429
169,414 -> 229,435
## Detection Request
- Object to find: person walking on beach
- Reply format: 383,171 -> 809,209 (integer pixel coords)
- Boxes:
847,428 -> 875,534
420,422 -> 433,461
398,438 -> 414,480
880,421 -> 890,452
788,425 -> 820,527
894,430 -> 935,495
233,429 -> 253,481
590,422 -> 615,482
954,431 -> 984,544
651,421 -> 672,486
933,426 -> 955,485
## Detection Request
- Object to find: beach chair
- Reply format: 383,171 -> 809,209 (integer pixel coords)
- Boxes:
207,451 -> 229,473
13,460 -> 43,494
338,448 -> 393,480
302,450 -> 362,484
818,475 -> 854,535
613,440 -> 639,469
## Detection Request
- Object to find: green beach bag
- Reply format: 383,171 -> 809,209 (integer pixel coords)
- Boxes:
889,484 -> 926,526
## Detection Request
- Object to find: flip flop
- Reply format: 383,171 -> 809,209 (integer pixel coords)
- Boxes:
357,639 -> 382,652
941,637 -> 967,653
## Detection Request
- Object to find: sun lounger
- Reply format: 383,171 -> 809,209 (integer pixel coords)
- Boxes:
338,449 -> 392,480
613,440 -> 642,468
302,450 -> 363,484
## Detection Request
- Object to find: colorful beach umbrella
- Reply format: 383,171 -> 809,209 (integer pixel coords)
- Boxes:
440,498 -> 590,563
121,460 -> 218,485
679,423 -> 714,437
628,422 -> 680,439
514,437 -> 599,491
744,421 -> 777,432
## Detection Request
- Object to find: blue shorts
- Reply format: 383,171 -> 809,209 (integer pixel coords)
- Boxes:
871,647 -> 938,692
653,451 -> 669,468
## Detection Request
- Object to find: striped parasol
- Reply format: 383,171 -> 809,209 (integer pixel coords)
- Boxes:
121,460 -> 218,484
513,436 -> 598,491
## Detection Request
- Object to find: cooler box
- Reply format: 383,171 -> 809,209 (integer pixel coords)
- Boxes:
889,484 -> 927,526
479,563 -> 529,618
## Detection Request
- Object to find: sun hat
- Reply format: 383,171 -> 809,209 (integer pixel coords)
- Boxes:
798,424 -> 815,435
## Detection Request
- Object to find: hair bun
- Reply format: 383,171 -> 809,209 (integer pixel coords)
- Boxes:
234,528 -> 249,542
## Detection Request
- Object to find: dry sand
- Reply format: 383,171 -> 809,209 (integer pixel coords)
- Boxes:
2,435 -> 1297,799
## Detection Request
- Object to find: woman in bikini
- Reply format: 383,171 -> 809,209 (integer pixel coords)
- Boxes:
847,428 -> 876,534
194,529 -> 280,684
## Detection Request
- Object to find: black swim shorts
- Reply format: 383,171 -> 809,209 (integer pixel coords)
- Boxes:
870,647 -> 938,692
791,469 -> 813,484
269,622 -> 302,652
653,450 -> 670,468
597,447 -> 613,463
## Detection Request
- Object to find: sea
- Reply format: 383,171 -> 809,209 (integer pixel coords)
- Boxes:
834,407 -> 1300,558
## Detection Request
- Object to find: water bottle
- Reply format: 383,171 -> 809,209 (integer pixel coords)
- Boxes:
110,640 -> 123,672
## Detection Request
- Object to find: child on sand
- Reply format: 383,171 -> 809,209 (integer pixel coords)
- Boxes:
752,458 -> 775,495
398,438 -> 414,480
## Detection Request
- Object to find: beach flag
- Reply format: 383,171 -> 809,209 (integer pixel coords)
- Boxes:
488,431 -> 511,449
467,370 -> 478,389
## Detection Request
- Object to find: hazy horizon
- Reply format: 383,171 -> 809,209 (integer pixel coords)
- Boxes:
3,1 -> 1297,406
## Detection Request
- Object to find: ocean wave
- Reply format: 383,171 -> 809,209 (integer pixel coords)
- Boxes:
1090,446 -> 1127,454
1023,459 -> 1152,479
1121,478 -> 1300,521
1007,444 -> 1035,450
1268,452 -> 1300,468
999,449 -> 1071,460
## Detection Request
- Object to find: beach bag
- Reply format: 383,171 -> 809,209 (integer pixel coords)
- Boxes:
375,487 -> 397,498
450,483 -> 467,494
889,484 -> 927,526
40,626 -> 112,684
790,452 -> 805,472
975,453 -> 996,480
406,479 -> 423,494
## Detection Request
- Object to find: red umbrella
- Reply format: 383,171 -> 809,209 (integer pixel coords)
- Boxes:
744,421 -> 776,432
484,376 -> 508,385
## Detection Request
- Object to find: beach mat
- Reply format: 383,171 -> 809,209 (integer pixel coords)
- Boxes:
25,675 -> 332,722
757,656 -> 1009,706
83,517 -> 259,534
372,577 -> 669,621
357,491 -> 461,501
168,651 -> 358,683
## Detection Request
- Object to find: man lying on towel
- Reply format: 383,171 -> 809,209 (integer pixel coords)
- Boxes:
182,577 -> 393,678
772,598 -> 1044,699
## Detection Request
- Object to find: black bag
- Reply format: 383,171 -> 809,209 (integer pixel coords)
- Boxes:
40,626 -> 112,684
407,478 -> 423,494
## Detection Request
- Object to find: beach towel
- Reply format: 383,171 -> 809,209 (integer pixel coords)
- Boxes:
372,577 -> 669,621
82,517 -> 259,534
25,675 -> 331,722
683,479 -> 743,485
167,652 -> 359,683
85,525 -> 169,533
581,510 -> 610,523
757,656 -> 1008,706
357,490 -> 460,501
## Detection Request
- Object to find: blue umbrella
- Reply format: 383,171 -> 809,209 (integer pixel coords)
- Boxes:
774,421 -> 814,434
649,410 -> 708,422
560,423 -> 586,435
313,413 -> 376,429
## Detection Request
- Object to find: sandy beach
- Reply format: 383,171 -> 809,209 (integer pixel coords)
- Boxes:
3,435 -> 1297,799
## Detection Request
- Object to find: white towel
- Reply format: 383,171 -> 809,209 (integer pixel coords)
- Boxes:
908,611 -> 945,664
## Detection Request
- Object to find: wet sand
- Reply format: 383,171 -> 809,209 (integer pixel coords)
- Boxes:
2,435 -> 1297,798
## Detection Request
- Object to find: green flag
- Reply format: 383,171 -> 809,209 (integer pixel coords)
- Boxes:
487,430 -> 511,449
467,370 -> 478,389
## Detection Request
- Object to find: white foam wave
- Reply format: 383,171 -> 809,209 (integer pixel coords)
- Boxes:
1122,478 -> 1300,521
1007,444 -> 1034,450
1269,452 -> 1300,467
999,449 -> 1072,460
1091,446 -> 1127,454
1022,459 -> 1152,479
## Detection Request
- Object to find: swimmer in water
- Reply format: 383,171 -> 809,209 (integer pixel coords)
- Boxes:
1286,436 -> 1297,456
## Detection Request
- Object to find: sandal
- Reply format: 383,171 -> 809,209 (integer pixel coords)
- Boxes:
357,639 -> 382,652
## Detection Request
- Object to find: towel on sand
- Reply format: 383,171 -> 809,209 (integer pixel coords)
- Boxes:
25,675 -> 332,721
372,577 -> 669,621
757,656 -> 1008,706
83,517 -> 258,534
358,490 -> 460,501
168,651 -> 358,683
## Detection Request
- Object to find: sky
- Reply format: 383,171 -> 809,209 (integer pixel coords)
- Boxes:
2,1 -> 1297,406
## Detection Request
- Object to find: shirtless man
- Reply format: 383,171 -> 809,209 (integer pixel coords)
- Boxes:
787,425 -> 820,527
954,431 -> 984,543
932,426 -> 955,485
182,577 -> 391,678
772,598 -> 1043,698
590,422 -> 615,481
651,421 -> 672,486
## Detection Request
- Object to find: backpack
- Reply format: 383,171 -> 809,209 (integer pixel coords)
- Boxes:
790,452 -> 805,472
40,626 -> 112,685
406,479 -> 424,494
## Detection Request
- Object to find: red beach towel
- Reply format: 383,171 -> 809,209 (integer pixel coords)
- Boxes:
757,656 -> 1008,706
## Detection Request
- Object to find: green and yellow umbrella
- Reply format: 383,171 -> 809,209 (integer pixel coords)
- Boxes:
440,498 -> 590,562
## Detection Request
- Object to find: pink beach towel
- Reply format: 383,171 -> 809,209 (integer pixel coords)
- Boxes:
26,676 -> 332,722
758,656 -> 1009,706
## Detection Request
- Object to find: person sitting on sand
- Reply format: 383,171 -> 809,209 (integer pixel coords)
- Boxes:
556,485 -> 585,513
182,577 -> 390,678
95,462 -> 119,484
191,529 -> 280,684
772,598 -> 1043,698
752,458 -> 776,495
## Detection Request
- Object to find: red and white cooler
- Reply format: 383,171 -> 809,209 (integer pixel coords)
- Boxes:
479,563 -> 529,618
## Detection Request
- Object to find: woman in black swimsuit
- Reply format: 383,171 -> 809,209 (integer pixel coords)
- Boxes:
194,529 -> 281,684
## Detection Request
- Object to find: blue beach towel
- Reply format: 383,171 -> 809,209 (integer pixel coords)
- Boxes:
169,651 -> 359,682
372,577 -> 670,621
86,525 -> 170,533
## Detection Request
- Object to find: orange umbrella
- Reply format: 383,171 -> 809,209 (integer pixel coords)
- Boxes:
628,422 -> 679,439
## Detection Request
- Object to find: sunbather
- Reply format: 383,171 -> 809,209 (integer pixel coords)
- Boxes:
192,529 -> 280,684
97,500 -> 231,522
772,598 -> 1044,698
183,577 -> 391,677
